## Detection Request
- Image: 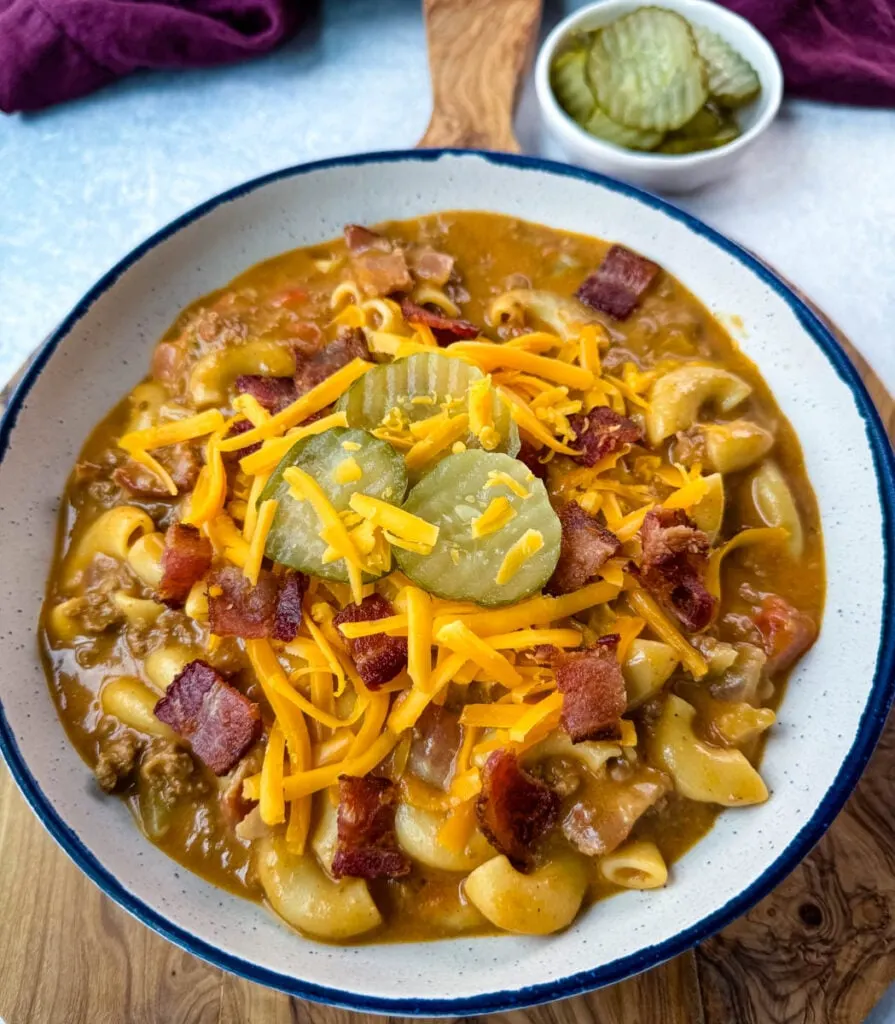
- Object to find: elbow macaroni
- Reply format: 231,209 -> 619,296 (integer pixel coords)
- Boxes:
646,365 -> 752,446
188,340 -> 296,407
126,531 -> 166,589
101,677 -> 173,738
64,506 -> 155,587
751,460 -> 804,559
600,840 -> 668,889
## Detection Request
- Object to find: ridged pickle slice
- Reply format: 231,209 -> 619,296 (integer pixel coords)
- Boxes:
336,351 -> 519,458
692,24 -> 761,108
584,105 -> 665,150
261,427 -> 407,581
587,8 -> 707,132
395,451 -> 561,606
551,47 -> 597,123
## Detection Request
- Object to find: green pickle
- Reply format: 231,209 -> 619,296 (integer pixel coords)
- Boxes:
551,46 -> 597,124
336,350 -> 519,459
395,450 -> 561,606
260,427 -> 407,581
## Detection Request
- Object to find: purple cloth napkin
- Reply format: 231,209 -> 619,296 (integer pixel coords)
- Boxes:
0,0 -> 300,114
722,0 -> 895,106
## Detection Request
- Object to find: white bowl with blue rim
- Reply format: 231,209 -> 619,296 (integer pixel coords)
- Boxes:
0,150 -> 892,1014
535,0 -> 784,193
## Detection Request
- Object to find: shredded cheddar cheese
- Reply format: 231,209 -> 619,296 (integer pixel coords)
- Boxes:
349,493 -> 439,551
243,498 -> 277,586
485,470 -> 530,499
259,722 -> 287,826
404,414 -> 470,470
238,412 -> 349,476
495,529 -> 544,585
449,342 -> 594,390
471,496 -> 517,539
332,456 -> 363,484
435,621 -> 521,689
119,408 -> 225,454
405,586 -> 432,693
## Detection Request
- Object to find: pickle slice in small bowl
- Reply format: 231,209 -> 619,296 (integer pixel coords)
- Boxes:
551,46 -> 597,124
692,24 -> 761,108
260,427 -> 407,581
395,450 -> 561,607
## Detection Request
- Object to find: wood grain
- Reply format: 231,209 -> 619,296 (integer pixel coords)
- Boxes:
418,0 -> 542,151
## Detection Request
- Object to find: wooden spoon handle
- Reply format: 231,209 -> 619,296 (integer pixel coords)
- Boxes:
418,0 -> 543,152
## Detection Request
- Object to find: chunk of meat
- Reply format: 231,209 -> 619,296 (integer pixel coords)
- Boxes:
568,406 -> 643,467
753,594 -> 818,676
331,775 -> 411,880
220,745 -> 264,827
516,439 -> 548,480
546,501 -> 620,596
400,299 -> 479,345
408,704 -> 463,791
554,635 -> 627,742
407,246 -> 455,285
563,766 -> 671,857
207,566 -> 306,641
152,340 -> 186,387
352,247 -> 413,298
94,731 -> 141,793
139,740 -> 200,808
154,660 -> 262,775
344,224 -> 390,253
235,374 -> 297,413
638,507 -> 716,631
221,418 -> 262,461
333,594 -> 408,689
576,244 -> 660,320
476,750 -> 560,871
114,443 -> 202,498
294,328 -> 370,396
113,461 -> 172,499
157,523 -> 213,606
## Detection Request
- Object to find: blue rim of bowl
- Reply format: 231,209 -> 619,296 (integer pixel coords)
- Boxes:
1,148 -> 893,1016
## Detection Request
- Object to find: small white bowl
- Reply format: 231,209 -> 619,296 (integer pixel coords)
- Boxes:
535,0 -> 783,193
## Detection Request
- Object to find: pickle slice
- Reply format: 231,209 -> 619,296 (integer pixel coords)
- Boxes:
336,350 -> 519,458
261,427 -> 407,581
394,451 -> 561,607
584,105 -> 664,151
588,8 -> 707,132
657,124 -> 739,153
551,46 -> 597,124
692,25 -> 761,108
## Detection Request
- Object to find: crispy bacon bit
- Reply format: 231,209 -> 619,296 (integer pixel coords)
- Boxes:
294,328 -> 370,396
344,224 -> 390,253
400,299 -> 479,345
333,595 -> 408,689
207,566 -> 306,641
154,660 -> 261,776
407,247 -> 455,285
331,775 -> 411,879
272,572 -> 307,642
576,244 -> 660,320
221,417 -> 262,460
157,523 -> 212,606
554,635 -> 627,743
568,406 -> 643,468
563,766 -> 671,857
753,594 -> 818,675
516,439 -> 548,481
476,750 -> 560,871
638,507 -> 716,631
408,705 -> 462,791
547,502 -> 621,596
235,374 -> 297,413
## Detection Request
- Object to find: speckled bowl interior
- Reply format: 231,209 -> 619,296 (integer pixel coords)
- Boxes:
0,151 -> 892,1015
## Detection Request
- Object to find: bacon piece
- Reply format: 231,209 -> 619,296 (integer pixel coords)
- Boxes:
207,566 -> 306,641
113,462 -> 172,500
344,224 -> 390,253
576,244 -> 660,320
400,299 -> 479,345
563,766 -> 671,857
333,595 -> 408,689
546,501 -> 621,596
154,660 -> 261,775
221,418 -> 262,460
638,507 -> 716,631
554,635 -> 627,743
753,594 -> 818,675
294,328 -> 370,396
408,704 -> 462,791
157,523 -> 213,606
568,406 -> 643,468
476,750 -> 560,871
235,374 -> 297,413
407,247 -> 455,285
272,571 -> 307,642
114,443 -> 201,498
516,439 -> 548,481
331,775 -> 411,879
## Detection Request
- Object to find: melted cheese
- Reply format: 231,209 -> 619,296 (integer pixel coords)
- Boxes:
218,360 -> 370,452
471,496 -> 516,539
495,529 -> 544,585
243,498 -> 278,586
